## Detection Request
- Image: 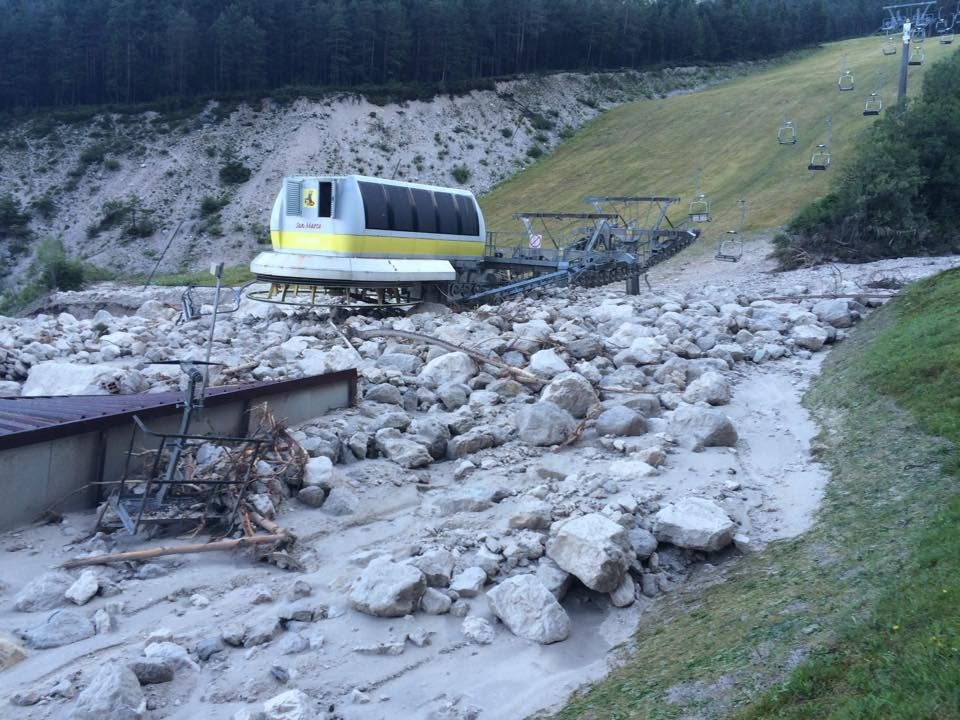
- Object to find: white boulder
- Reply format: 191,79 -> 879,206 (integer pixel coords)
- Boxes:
653,496 -> 737,552
546,513 -> 632,593
486,574 -> 571,644
540,371 -> 598,418
417,352 -> 477,389
349,558 -> 426,617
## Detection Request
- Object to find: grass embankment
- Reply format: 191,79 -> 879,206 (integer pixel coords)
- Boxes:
544,270 -> 960,720
135,266 -> 255,288
481,35 -> 955,244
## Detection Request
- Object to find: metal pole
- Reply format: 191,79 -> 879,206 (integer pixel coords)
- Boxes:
898,21 -> 911,101
202,262 -> 224,404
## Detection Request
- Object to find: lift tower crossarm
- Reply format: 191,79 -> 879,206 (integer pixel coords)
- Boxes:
512,212 -> 620,220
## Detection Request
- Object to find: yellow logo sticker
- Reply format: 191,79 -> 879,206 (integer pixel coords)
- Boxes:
303,188 -> 317,208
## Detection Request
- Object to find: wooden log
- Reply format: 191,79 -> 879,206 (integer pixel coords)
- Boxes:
61,534 -> 290,569
348,327 -> 543,386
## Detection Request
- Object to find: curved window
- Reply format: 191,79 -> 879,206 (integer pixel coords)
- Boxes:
359,182 -> 478,236
455,194 -> 480,236
358,181 -> 390,230
411,188 -> 437,234
435,192 -> 460,235
387,185 -> 415,232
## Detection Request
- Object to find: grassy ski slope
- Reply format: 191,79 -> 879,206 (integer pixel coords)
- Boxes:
479,35 -> 957,242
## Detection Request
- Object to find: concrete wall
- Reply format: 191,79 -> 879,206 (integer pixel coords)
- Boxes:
0,375 -> 355,531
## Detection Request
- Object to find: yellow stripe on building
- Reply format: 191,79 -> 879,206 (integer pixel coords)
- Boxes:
273,230 -> 484,257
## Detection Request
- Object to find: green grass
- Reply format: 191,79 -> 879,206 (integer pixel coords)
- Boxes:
544,272 -> 960,720
480,36 -> 957,242
136,265 -> 254,287
732,270 -> 960,719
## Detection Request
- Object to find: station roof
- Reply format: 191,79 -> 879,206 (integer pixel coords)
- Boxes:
0,370 -> 356,451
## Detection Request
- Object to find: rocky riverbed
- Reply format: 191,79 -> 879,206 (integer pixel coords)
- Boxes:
1,243 -> 959,720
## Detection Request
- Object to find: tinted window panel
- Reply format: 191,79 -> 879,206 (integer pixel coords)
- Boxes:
411,188 -> 437,234
359,181 -> 389,230
318,182 -> 333,218
455,195 -> 479,236
435,192 -> 460,235
387,185 -> 415,232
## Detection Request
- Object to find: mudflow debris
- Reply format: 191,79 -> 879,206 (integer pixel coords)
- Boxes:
1,253 -> 959,719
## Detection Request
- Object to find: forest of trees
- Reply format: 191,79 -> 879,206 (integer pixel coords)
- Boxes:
0,0 -> 889,113
776,49 -> 960,268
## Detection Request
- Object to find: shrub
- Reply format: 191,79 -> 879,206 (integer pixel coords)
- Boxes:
219,160 -> 251,184
526,144 -> 544,159
451,165 -> 471,184
0,194 -> 31,239
200,194 -> 229,217
500,128 -> 512,138
87,196 -> 156,240
104,158 -> 120,171
29,193 -> 56,222
79,142 -> 108,165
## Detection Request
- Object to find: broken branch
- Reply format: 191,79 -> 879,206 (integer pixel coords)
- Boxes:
61,534 -> 291,569
348,327 -> 543,386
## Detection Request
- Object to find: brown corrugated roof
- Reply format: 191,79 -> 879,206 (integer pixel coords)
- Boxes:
0,369 -> 357,451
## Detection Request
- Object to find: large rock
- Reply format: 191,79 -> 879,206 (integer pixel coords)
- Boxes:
65,570 -> 100,606
546,514 -> 632,593
486,575 -> 571,644
263,689 -> 315,720
515,401 -> 576,446
364,383 -> 403,405
417,352 -> 477,389
0,634 -> 27,671
14,570 -> 75,612
302,456 -> 333,488
409,549 -> 456,587
627,527 -> 658,559
321,487 -> 359,516
653,497 -> 737,552
609,573 -> 636,608
376,353 -> 423,374
811,298 -> 853,328
508,499 -> 553,530
20,608 -> 95,649
681,371 -> 730,406
595,405 -> 647,436
528,349 -> 570,379
22,363 -> 119,397
349,558 -> 426,617
792,324 -> 829,351
614,336 -> 664,366
70,662 -> 145,720
449,566 -> 487,597
374,428 -> 433,468
669,404 -> 738,449
540,372 -> 598,418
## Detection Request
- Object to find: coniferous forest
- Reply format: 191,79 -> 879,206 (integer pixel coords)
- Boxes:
0,0 -> 887,113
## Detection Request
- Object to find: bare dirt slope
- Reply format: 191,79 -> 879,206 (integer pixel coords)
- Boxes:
0,62 -> 758,290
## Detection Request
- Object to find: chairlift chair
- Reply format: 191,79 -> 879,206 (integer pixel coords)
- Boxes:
882,35 -> 898,54
777,102 -> 797,144
688,193 -> 710,223
716,238 -> 743,262
808,119 -> 832,171
837,53 -> 854,91
909,43 -> 925,65
688,168 -> 710,222
863,93 -> 883,116
808,145 -> 831,171
716,200 -> 746,261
